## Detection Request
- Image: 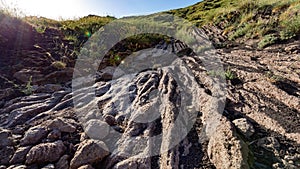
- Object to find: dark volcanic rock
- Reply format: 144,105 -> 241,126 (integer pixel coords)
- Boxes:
78,164 -> 95,169
10,146 -> 32,164
55,155 -> 70,169
13,69 -> 44,84
46,117 -> 76,133
0,128 -> 15,165
0,146 -> 15,165
0,128 -> 14,147
25,140 -> 66,165
20,126 -> 48,146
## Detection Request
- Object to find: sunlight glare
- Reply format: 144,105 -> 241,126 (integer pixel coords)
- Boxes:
7,0 -> 86,19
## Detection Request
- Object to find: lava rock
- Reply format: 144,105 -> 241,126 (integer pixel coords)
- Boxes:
104,115 -> 117,126
47,129 -> 62,140
10,146 -> 32,164
20,126 -> 48,146
69,139 -> 109,169
41,164 -> 55,169
0,146 -> 15,165
47,117 -> 76,133
55,155 -> 70,169
78,164 -> 95,169
25,140 -> 66,165
0,128 -> 14,147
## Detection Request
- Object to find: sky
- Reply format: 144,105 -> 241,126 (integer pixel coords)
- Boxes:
2,0 -> 201,19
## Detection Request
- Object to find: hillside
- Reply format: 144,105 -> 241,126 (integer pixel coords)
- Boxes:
168,0 -> 300,48
0,0 -> 299,169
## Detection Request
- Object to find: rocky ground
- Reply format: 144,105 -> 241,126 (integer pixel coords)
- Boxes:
0,15 -> 300,169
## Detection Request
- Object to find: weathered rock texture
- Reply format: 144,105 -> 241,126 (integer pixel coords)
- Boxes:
0,13 -> 299,169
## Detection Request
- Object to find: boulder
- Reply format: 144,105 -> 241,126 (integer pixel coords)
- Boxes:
47,129 -> 62,140
20,126 -> 48,146
208,118 -> 250,169
55,155 -> 70,169
47,117 -> 76,133
0,146 -> 15,165
84,119 -> 110,140
0,128 -> 14,147
26,140 -> 66,165
13,69 -> 44,84
10,146 -> 32,164
69,139 -> 109,169
104,115 -> 117,126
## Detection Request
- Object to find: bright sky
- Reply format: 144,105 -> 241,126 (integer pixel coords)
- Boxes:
2,0 -> 201,19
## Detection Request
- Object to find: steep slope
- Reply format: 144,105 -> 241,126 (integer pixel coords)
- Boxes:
167,0 -> 300,48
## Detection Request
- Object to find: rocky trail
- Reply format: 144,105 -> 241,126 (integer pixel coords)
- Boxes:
0,16 -> 300,169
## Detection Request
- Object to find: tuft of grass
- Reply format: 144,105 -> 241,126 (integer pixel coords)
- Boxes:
224,68 -> 235,80
265,71 -> 282,83
64,34 -> 78,42
258,34 -> 278,48
34,25 -> 47,33
0,0 -> 25,18
51,61 -> 66,70
280,15 -> 300,40
22,76 -> 33,95
207,68 -> 236,80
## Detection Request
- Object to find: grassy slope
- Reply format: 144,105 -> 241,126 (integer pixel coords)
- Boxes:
24,15 -> 116,45
2,0 -> 300,49
167,0 -> 300,48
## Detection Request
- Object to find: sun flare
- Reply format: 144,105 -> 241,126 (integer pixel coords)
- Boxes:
5,0 -> 86,19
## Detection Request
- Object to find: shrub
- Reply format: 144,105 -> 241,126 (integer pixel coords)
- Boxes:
258,34 -> 278,48
207,68 -> 236,80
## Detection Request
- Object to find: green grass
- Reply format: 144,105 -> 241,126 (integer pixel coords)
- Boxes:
51,61 -> 67,70
24,15 -> 116,47
22,76 -> 33,95
224,68 -> 235,80
207,68 -> 236,80
258,34 -> 278,48
168,0 -> 300,48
